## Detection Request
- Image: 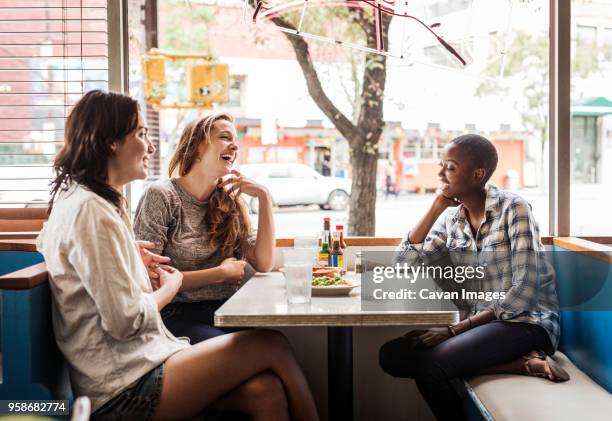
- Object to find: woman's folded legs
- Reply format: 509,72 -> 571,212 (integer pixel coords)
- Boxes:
379,321 -> 553,421
153,329 -> 319,421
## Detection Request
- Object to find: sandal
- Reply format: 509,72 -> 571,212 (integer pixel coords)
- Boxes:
523,350 -> 570,382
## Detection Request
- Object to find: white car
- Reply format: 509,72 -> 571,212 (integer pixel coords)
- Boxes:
238,163 -> 352,213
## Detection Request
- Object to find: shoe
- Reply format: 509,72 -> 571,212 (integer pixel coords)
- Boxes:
523,350 -> 570,382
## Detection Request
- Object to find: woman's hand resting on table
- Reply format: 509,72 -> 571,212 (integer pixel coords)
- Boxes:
218,257 -> 247,284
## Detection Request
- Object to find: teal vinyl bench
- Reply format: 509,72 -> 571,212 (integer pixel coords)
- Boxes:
0,242 -> 71,401
464,238 -> 612,421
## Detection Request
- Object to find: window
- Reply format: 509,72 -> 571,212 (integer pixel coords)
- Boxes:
428,0 -> 471,17
576,25 -> 597,49
228,75 -> 245,108
423,42 -> 472,69
604,27 -> 612,61
570,0 -> 612,235
0,0 -> 108,207
121,0 -> 552,237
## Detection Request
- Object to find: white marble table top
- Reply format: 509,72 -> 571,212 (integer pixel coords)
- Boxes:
215,271 -> 459,327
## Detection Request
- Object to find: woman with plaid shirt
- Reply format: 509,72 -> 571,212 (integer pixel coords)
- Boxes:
379,134 -> 568,421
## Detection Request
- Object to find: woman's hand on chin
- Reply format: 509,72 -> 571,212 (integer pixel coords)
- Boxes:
434,188 -> 460,210
217,170 -> 270,200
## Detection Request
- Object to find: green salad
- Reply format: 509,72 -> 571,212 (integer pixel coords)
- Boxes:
312,276 -> 348,286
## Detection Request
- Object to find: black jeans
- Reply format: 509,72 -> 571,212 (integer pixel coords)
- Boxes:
161,300 -> 234,344
379,321 -> 554,421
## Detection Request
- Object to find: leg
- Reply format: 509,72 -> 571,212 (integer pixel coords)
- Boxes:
153,329 -> 318,421
379,322 -> 552,421
162,302 -> 227,344
209,371 -> 289,421
380,335 -> 467,421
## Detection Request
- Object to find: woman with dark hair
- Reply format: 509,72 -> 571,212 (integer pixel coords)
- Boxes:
134,113 -> 274,343
37,90 -> 318,421
379,134 -> 568,421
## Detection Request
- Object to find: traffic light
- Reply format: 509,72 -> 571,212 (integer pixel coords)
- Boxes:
186,63 -> 229,105
142,56 -> 166,102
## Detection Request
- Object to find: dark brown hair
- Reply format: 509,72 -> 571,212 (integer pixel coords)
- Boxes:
48,90 -> 139,214
169,114 -> 252,259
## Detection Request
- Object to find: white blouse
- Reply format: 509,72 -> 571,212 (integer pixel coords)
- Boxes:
37,184 -> 189,411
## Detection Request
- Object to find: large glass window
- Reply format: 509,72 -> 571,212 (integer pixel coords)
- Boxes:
570,0 -> 612,235
125,0 -> 551,237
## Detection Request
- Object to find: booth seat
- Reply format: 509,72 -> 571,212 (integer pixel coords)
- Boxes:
464,237 -> 612,421
0,240 -> 71,401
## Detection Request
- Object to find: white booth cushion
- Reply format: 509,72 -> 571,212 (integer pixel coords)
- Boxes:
465,352 -> 612,421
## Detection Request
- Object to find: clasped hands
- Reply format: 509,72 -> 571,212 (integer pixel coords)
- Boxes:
136,240 -> 177,290
137,241 -> 247,289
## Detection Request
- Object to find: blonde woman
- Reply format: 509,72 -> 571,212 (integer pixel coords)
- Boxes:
134,113 -> 275,343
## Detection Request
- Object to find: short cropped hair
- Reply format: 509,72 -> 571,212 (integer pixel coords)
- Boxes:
451,134 -> 498,183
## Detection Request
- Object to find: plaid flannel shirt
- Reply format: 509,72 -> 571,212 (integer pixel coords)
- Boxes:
396,184 -> 560,349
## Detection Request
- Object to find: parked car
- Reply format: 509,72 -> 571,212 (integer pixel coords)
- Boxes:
238,163 -> 352,213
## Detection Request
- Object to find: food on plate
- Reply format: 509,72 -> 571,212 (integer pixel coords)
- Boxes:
312,275 -> 350,287
312,266 -> 345,278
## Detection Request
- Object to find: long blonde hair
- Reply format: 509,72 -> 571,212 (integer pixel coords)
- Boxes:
169,113 -> 252,259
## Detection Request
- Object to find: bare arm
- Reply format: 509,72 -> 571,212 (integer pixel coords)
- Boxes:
409,193 -> 457,243
179,260 -> 245,291
452,309 -> 496,335
416,309 -> 496,347
247,189 -> 275,272
219,170 -> 276,273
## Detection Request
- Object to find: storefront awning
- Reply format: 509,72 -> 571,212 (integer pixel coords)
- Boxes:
572,97 -> 612,116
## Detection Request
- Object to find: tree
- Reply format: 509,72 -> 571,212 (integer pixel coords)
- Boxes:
248,3 -> 392,235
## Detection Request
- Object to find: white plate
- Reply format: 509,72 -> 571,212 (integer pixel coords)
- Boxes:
312,282 -> 360,297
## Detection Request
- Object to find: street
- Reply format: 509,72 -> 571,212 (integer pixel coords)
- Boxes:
251,187 -> 611,238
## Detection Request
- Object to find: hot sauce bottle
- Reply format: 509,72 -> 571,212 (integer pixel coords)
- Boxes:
323,217 -> 331,245
330,230 -> 344,268
336,224 -> 347,249
319,235 -> 330,267
320,217 -> 332,266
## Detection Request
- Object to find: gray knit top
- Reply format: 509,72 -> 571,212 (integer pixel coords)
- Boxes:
134,178 -> 255,301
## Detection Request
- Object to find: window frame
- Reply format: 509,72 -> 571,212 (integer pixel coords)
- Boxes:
549,0 -> 571,236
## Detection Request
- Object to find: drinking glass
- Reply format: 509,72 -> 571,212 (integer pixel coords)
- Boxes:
294,236 -> 318,248
293,236 -> 319,266
282,248 -> 314,304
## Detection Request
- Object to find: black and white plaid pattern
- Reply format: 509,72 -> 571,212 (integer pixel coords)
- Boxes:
396,185 -> 560,349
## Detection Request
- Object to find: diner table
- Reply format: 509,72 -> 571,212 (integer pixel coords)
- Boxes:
215,271 -> 459,421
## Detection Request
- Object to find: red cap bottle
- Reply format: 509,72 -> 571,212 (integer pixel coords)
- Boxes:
335,225 -> 347,249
